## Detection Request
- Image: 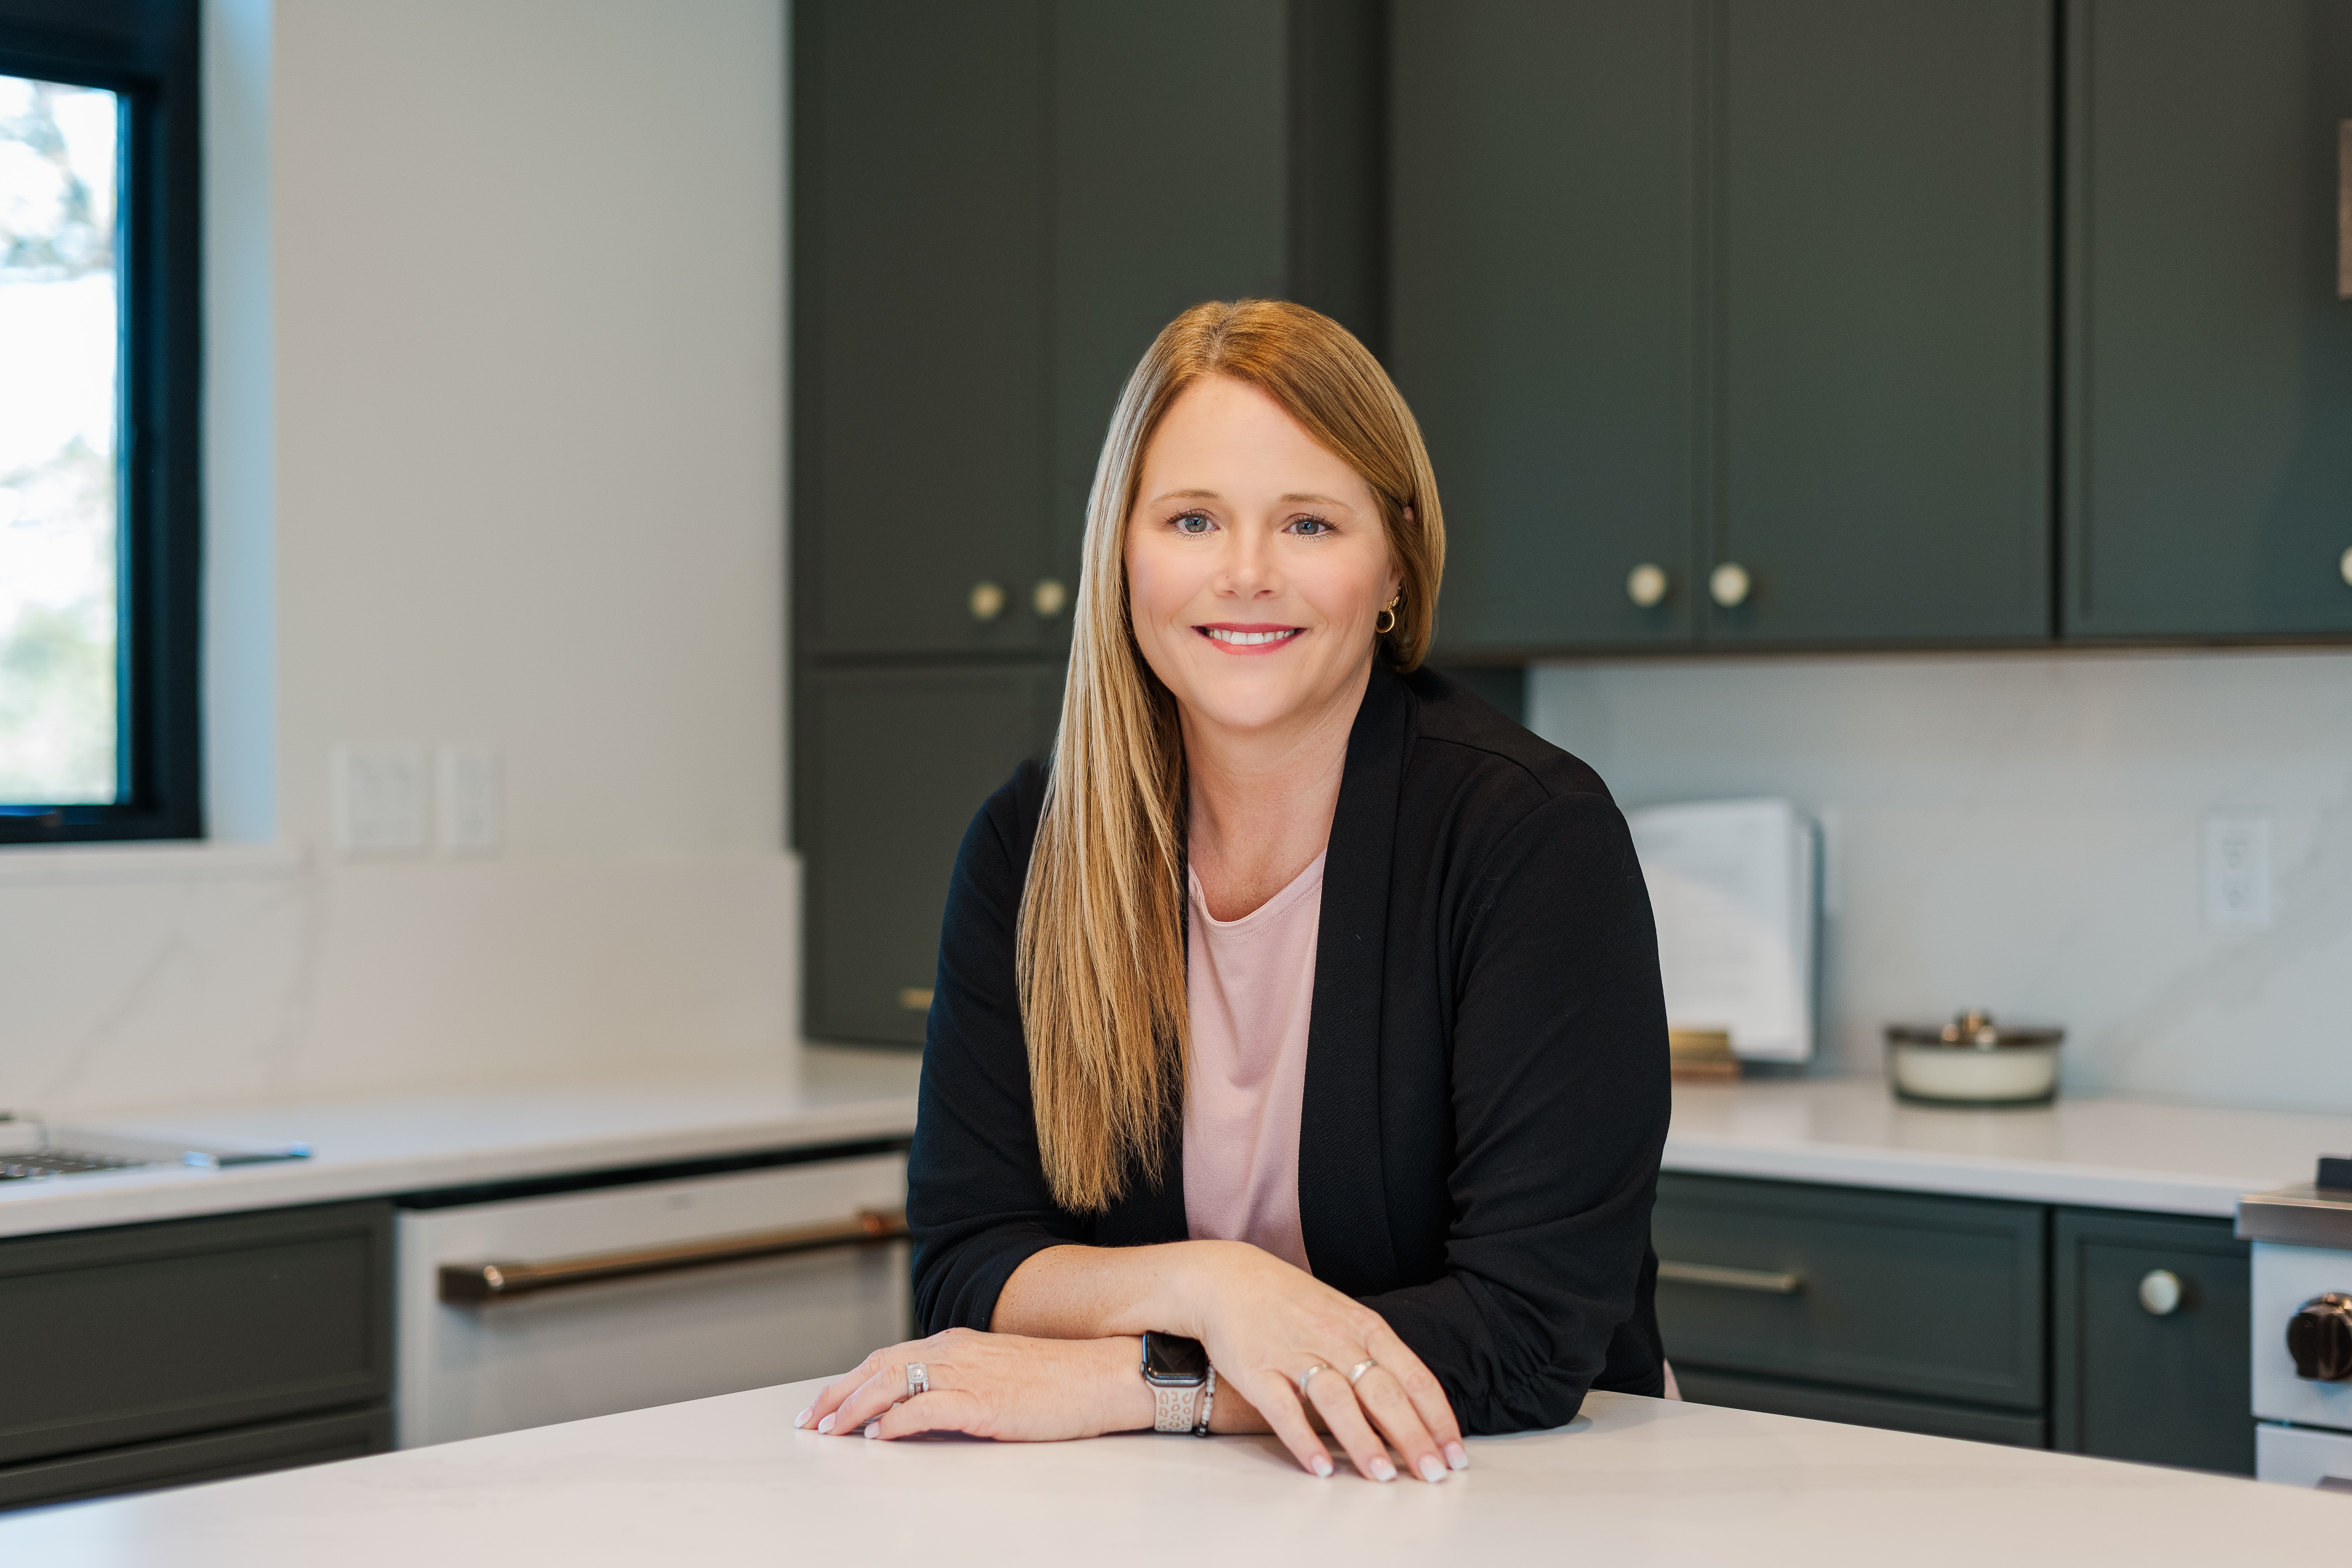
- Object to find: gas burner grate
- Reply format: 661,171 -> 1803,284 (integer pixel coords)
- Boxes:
0,1149 -> 155,1181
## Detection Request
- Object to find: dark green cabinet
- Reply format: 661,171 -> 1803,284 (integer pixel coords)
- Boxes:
2063,0 -> 2352,638
799,664 -> 1063,1045
1393,0 -> 2054,656
792,0 -> 1381,1046
2052,1207 -> 2253,1474
1657,1175 -> 2254,1474
0,1203 -> 394,1512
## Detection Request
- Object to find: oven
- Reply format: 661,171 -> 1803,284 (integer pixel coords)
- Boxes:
395,1147 -> 910,1448
2240,1160 -> 2352,1489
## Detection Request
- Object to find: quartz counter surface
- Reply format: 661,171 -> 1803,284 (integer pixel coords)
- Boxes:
1665,1076 -> 2352,1216
0,1376 -> 2336,1565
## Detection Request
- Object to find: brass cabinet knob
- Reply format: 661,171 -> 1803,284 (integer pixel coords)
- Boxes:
968,581 -> 1006,622
1626,563 -> 1670,609
2339,544 -> 2352,587
1708,562 -> 1752,608
1032,577 -> 1069,618
2137,1268 -> 2183,1316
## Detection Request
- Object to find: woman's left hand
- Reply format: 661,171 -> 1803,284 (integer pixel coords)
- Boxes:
797,1327 -> 1149,1442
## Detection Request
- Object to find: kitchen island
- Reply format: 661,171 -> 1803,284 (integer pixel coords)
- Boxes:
0,1376 -> 2336,1564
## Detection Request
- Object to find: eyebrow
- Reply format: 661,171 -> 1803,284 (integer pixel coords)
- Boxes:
1147,488 -> 1354,508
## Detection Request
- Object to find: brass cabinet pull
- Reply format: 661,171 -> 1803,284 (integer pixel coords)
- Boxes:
1626,563 -> 1670,608
1707,562 -> 1752,608
1658,1259 -> 1803,1295
969,581 -> 1007,621
439,1208 -> 909,1304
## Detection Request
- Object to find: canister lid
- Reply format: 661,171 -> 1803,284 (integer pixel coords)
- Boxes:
1884,1009 -> 2063,1049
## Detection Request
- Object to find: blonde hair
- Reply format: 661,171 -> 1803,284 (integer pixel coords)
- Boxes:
1015,299 -> 1445,1212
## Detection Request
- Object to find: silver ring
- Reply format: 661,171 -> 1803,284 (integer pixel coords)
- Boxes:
905,1361 -> 929,1397
1347,1358 -> 1378,1385
1297,1363 -> 1333,1397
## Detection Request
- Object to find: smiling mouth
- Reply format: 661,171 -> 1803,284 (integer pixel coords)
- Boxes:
1197,625 -> 1304,648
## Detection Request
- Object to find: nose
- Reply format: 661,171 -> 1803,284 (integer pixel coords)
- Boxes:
1214,526 -> 1280,600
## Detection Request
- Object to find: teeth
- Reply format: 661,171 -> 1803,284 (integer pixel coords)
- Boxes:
1205,628 -> 1297,646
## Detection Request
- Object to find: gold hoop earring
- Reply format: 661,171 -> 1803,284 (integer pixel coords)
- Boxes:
1376,595 -> 1400,636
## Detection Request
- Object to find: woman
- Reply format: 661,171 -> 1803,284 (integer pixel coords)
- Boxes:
800,300 -> 1670,1483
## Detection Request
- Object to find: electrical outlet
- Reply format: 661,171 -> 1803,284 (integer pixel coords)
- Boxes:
333,744 -> 429,854
2202,812 -> 2273,930
437,745 -> 501,854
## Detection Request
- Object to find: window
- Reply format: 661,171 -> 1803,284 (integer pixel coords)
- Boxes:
0,0 -> 198,843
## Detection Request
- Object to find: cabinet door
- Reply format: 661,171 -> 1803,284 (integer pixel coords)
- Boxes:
2063,1 -> 2352,638
0,1407 -> 390,1513
800,664 -> 1062,1045
1391,0 -> 1699,654
1046,0 -> 1303,622
2052,1208 -> 2253,1474
794,0 -> 1053,658
1711,0 -> 2053,644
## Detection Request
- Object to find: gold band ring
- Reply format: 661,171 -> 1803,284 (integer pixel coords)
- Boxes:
1297,1363 -> 1334,1397
1346,1358 -> 1378,1385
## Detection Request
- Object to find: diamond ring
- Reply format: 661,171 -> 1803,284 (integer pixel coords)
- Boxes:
905,1361 -> 930,1397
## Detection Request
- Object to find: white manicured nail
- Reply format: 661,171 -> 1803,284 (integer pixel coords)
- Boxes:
863,1422 -> 879,1440
816,1413 -> 835,1434
1311,1454 -> 1334,1478
1369,1456 -> 1396,1482
793,1408 -> 810,1429
1446,1441 -> 1469,1471
1419,1455 -> 1446,1483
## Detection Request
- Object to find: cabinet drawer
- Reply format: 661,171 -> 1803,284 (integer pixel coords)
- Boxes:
0,1405 -> 390,1513
1674,1366 -> 2046,1448
1654,1174 -> 2045,1409
2052,1207 -> 2251,1473
0,1203 -> 392,1467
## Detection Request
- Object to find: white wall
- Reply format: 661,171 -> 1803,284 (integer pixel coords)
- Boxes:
0,0 -> 797,1118
1531,649 -> 2352,1113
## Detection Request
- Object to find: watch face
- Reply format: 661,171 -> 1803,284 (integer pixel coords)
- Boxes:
1142,1332 -> 1208,1384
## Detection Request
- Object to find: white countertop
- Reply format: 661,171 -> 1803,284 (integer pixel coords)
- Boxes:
1665,1077 -> 2352,1216
0,1047 -> 923,1239
7,1065 -> 2343,1240
1,1377 -> 2336,1564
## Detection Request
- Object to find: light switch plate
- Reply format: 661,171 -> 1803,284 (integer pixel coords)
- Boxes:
2202,812 -> 2273,929
333,744 -> 430,855
437,745 -> 501,854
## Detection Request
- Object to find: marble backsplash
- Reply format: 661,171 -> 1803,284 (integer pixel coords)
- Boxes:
1530,647 -> 2352,1113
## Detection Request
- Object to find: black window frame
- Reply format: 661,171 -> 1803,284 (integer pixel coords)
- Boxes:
0,0 -> 200,844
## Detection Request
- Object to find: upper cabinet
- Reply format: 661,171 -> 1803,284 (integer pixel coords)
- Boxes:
1394,0 -> 2055,656
2064,0 -> 2352,639
793,0 -> 1382,663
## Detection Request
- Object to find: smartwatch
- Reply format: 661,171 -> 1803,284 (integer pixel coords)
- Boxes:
1140,1331 -> 1216,1436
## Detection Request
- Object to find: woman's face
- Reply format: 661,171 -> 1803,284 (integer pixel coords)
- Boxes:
1124,376 -> 1401,742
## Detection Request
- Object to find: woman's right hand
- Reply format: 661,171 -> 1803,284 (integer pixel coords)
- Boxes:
1174,1240 -> 1467,1484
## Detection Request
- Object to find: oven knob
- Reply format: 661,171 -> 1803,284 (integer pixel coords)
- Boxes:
2288,1293 -> 2352,1382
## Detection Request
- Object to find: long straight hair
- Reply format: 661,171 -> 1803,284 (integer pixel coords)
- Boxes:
1016,300 -> 1445,1212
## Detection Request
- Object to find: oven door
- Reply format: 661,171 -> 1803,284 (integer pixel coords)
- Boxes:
396,1152 -> 909,1448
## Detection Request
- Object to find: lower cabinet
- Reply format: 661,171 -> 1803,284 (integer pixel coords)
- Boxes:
0,1202 -> 394,1512
1656,1174 -> 2253,1473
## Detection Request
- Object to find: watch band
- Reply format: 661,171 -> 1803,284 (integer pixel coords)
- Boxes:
1152,1380 -> 1200,1434
1193,1366 -> 1217,1437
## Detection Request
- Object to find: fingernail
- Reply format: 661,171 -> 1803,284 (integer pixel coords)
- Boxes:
1419,1455 -> 1446,1483
816,1414 -> 835,1434
1311,1453 -> 1334,1478
1370,1457 -> 1396,1482
863,1422 -> 879,1440
793,1408 -> 810,1429
1446,1441 -> 1469,1471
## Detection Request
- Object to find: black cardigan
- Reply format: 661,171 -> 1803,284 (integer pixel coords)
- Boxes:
904,665 -> 1671,1433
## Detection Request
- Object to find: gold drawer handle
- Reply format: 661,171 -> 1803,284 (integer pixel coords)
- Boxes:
1659,1259 -> 1804,1295
439,1208 -> 909,1304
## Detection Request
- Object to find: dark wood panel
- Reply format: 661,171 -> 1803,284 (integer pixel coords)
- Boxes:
1391,0 -> 1699,653
1674,1365 -> 2046,1448
801,663 -> 1063,1045
0,1406 -> 390,1514
1712,0 -> 2054,644
2064,0 -> 2352,638
2052,1207 -> 2254,1474
1655,1173 -> 2046,1409
0,1203 -> 392,1467
795,0 -> 1053,657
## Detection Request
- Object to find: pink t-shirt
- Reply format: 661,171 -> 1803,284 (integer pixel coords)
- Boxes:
1181,851 -> 1324,1273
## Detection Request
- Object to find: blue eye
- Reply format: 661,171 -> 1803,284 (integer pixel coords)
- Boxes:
1172,512 -> 1214,536
1287,516 -> 1333,537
